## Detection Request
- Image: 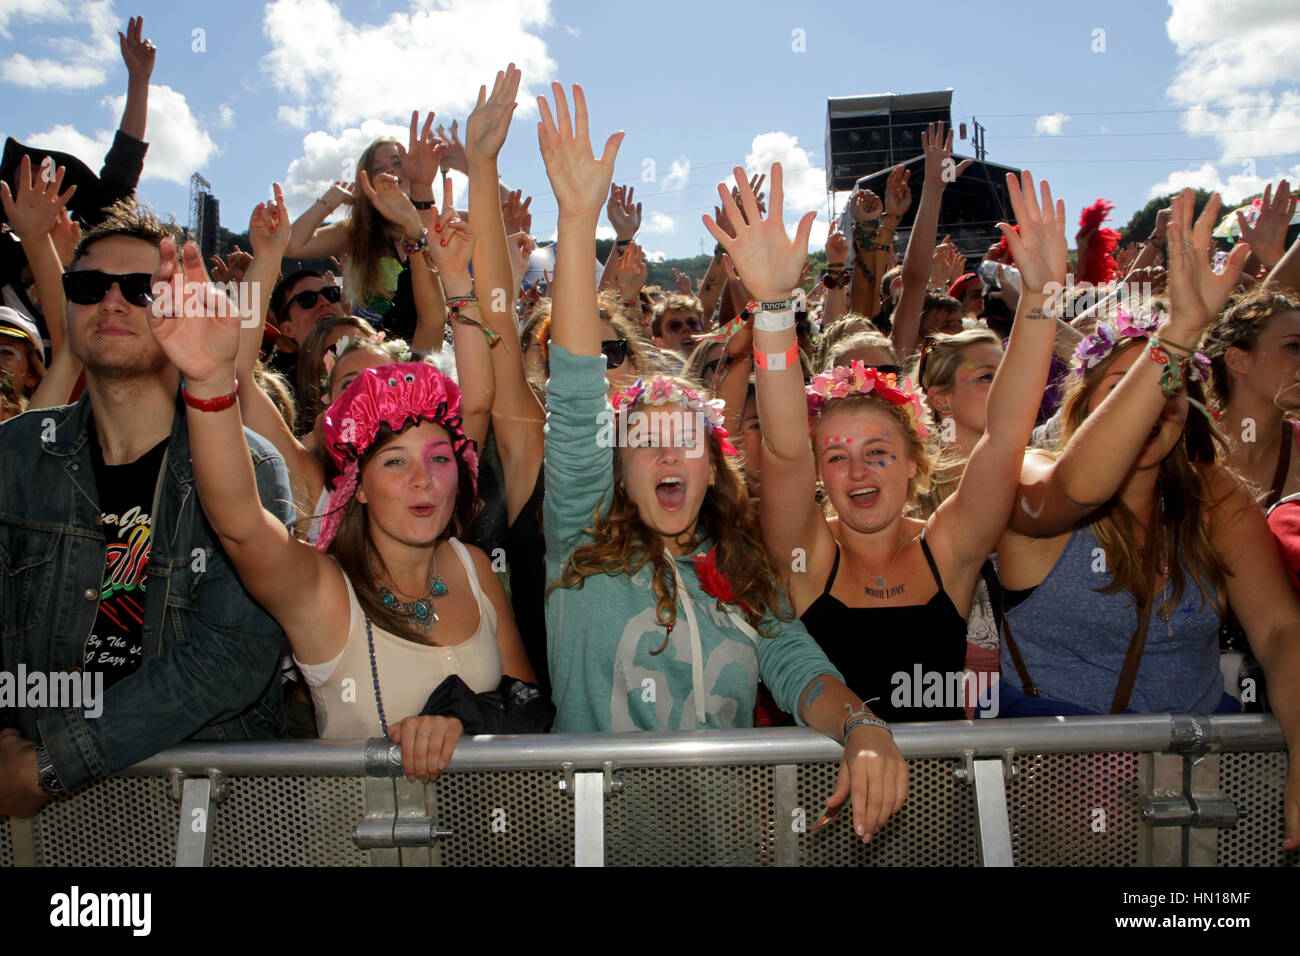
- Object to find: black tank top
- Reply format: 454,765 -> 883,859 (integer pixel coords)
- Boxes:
799,531 -> 968,722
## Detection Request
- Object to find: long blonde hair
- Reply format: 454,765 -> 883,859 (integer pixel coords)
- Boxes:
344,137 -> 401,309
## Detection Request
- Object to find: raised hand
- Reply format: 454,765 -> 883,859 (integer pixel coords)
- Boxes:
703,163 -> 816,302
1236,180 -> 1295,270
536,83 -> 624,223
884,165 -> 912,219
672,268 -> 693,295
209,246 -> 252,285
851,188 -> 885,223
118,15 -> 156,82
996,170 -> 1067,297
435,119 -> 468,174
323,180 -> 355,208
465,64 -> 521,167
922,122 -> 972,187
615,242 -> 647,301
507,231 -> 536,288
825,219 -> 849,265
425,177 -> 473,275
606,183 -> 641,240
50,207 -> 81,266
0,155 -> 76,240
1168,187 -> 1250,330
400,110 -> 446,188
357,170 -> 423,238
248,183 -> 292,260
502,189 -> 533,234
147,239 -> 241,385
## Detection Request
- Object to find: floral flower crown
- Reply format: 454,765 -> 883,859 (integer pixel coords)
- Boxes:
610,376 -> 738,455
319,331 -> 413,389
804,361 -> 929,439
1073,308 -> 1210,382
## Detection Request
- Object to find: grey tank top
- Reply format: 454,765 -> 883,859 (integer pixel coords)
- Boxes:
1000,525 -> 1223,713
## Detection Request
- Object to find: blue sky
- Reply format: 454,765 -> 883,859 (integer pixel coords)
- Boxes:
2,0 -> 1298,259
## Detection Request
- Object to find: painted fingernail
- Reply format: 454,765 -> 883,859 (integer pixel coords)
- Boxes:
856,823 -> 865,836
434,222 -> 442,232
440,238 -> 447,246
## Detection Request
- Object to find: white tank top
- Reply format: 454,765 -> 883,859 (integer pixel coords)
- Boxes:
296,538 -> 502,738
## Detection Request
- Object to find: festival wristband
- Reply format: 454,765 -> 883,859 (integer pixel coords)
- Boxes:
753,343 -> 799,372
750,298 -> 796,332
181,380 -> 238,412
845,715 -> 891,737
402,229 -> 429,254
695,313 -> 746,343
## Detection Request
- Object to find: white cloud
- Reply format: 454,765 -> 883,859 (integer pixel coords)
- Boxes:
1152,1 -> 1300,201
644,249 -> 667,263
661,157 -> 690,191
644,212 -> 676,234
1034,112 -> 1070,136
564,24 -> 580,37
215,104 -> 235,129
1147,160 -> 1300,204
25,84 -> 218,185
744,131 -> 829,250
278,104 -> 312,129
0,0 -> 119,90
261,0 -> 556,129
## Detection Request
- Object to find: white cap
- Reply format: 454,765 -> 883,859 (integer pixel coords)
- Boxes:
0,305 -> 45,366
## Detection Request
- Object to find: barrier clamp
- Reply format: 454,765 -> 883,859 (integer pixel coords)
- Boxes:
352,818 -> 454,849
167,769 -> 229,804
557,760 -> 623,795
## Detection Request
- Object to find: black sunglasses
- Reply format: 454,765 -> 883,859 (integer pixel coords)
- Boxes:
62,271 -> 154,307
917,337 -> 939,385
289,285 -> 342,311
872,364 -> 903,377
601,338 -> 631,369
665,317 -> 703,336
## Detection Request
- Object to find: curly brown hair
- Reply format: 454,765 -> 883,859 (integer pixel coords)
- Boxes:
1202,287 -> 1300,404
552,396 -> 791,639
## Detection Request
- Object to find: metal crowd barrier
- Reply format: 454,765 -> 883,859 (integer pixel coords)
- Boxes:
2,714 -> 1295,867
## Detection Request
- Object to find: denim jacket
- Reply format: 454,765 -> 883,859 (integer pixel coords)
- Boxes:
0,391 -> 293,790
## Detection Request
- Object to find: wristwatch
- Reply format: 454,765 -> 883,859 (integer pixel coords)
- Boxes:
34,743 -> 64,796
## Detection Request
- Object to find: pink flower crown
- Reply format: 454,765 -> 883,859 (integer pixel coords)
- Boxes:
610,377 -> 738,455
1073,307 -> 1210,382
805,361 -> 929,438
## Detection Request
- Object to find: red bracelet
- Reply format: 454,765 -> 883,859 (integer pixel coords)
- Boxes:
181,380 -> 239,412
753,343 -> 800,372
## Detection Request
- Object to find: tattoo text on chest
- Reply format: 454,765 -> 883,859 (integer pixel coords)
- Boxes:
864,583 -> 906,599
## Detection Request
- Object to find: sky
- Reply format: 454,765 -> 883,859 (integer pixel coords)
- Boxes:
1,0 -> 1298,261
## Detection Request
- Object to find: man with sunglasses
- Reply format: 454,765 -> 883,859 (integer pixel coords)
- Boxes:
651,294 -> 706,360
0,203 -> 293,817
264,269 -> 346,396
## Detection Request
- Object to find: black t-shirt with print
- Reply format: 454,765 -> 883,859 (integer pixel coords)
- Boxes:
85,432 -> 169,690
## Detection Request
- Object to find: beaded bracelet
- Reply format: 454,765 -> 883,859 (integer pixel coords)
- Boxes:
845,715 -> 892,737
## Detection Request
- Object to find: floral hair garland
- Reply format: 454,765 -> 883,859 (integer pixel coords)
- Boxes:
1073,307 -> 1217,420
805,361 -> 929,439
319,331 -> 413,390
611,376 -> 739,455
1073,307 -> 1211,382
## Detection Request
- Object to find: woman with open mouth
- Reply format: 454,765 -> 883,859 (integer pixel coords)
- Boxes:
144,233 -> 535,786
733,149 -> 1060,725
538,82 -> 907,842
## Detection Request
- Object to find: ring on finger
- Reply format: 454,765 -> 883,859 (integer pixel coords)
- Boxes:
1183,240 -> 1195,250
417,731 -> 431,737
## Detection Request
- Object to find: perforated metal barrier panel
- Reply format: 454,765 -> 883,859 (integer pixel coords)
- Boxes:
606,765 -> 778,866
797,758 -> 980,866
1008,752 -> 1142,866
424,769 -> 573,866
1,740 -> 1293,867
35,777 -> 176,867
1217,751 -> 1300,868
210,776 -> 368,867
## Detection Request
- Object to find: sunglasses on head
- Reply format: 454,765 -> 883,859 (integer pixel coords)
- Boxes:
289,285 -> 343,311
917,336 -> 940,385
601,338 -> 631,369
665,317 -> 703,336
62,271 -> 154,307
873,364 -> 903,377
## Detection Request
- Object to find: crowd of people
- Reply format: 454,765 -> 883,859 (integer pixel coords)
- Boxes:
2,17 -> 1300,852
